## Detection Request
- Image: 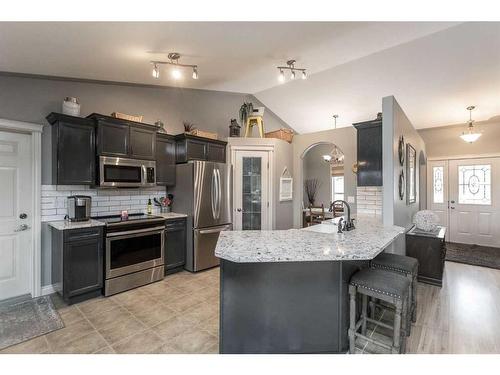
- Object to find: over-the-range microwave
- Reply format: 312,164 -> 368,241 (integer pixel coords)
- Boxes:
98,156 -> 156,188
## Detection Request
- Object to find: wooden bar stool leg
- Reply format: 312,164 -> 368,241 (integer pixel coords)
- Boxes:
361,294 -> 368,336
401,298 -> 408,353
348,285 -> 357,354
244,119 -> 251,137
412,274 -> 417,322
258,118 -> 264,138
392,300 -> 402,354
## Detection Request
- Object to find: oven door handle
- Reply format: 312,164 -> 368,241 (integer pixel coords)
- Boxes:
106,226 -> 165,237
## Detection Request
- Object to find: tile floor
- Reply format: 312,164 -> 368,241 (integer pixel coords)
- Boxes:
2,261 -> 500,354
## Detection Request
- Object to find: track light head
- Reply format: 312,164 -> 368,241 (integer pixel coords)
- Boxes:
192,66 -> 199,79
291,70 -> 296,80
278,69 -> 285,83
152,63 -> 160,79
302,70 -> 307,80
172,68 -> 182,80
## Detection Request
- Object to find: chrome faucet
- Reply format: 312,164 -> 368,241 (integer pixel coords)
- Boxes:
330,200 -> 355,232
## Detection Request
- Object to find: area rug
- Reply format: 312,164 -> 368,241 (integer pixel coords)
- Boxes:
445,242 -> 500,270
0,296 -> 64,350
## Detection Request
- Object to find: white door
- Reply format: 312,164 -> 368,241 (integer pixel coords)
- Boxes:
448,158 -> 500,246
0,131 -> 33,300
427,160 -> 449,228
233,150 -> 270,230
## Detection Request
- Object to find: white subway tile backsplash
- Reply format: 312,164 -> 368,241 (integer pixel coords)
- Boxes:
41,185 -> 166,221
357,186 -> 382,216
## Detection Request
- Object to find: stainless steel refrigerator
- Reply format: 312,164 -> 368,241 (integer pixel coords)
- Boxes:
170,161 -> 232,272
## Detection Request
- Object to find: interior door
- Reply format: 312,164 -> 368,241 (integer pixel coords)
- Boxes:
233,151 -> 270,230
427,160 -> 449,228
448,158 -> 500,247
0,131 -> 33,300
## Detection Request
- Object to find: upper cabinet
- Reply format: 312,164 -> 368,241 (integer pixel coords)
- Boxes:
156,133 -> 176,186
47,113 -> 96,185
88,113 -> 156,160
353,118 -> 383,186
175,133 -> 227,163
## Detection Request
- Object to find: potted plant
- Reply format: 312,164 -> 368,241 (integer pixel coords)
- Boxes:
183,121 -> 196,133
239,102 -> 254,127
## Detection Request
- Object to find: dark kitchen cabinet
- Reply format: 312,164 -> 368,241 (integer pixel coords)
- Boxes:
353,119 -> 382,186
406,226 -> 446,286
175,133 -> 227,163
88,113 -> 157,160
46,113 -> 96,185
156,134 -> 176,186
51,226 -> 104,304
164,218 -> 187,274
130,126 -> 156,160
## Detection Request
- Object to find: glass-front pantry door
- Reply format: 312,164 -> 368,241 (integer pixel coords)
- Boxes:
233,150 -> 270,230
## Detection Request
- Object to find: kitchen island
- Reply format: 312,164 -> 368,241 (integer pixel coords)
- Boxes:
215,216 -> 404,354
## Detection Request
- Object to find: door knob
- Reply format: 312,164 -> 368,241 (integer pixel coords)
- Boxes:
450,207 -> 455,210
236,208 -> 242,212
15,224 -> 30,232
450,200 -> 455,204
19,213 -> 28,219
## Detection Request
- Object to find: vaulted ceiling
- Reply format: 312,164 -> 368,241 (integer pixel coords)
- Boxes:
1,22 -> 499,133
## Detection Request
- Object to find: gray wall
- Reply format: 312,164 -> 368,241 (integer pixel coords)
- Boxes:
382,96 -> 426,230
0,73 -> 292,184
418,118 -> 500,159
292,127 -> 357,228
303,143 -> 334,208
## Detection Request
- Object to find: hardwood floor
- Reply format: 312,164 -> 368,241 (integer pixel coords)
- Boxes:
360,261 -> 500,354
2,260 -> 500,354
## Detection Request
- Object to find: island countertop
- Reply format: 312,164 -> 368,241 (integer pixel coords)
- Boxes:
215,216 -> 404,263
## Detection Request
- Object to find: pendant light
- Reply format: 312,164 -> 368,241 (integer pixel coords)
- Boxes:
460,106 -> 481,143
323,115 -> 345,166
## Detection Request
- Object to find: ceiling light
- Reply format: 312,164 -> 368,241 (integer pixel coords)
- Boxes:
152,64 -> 160,79
149,52 -> 198,81
276,59 -> 307,83
278,69 -> 285,82
172,68 -> 182,80
460,106 -> 481,143
323,155 -> 332,162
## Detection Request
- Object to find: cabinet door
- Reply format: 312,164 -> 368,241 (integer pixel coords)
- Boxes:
357,125 -> 382,186
130,126 -> 156,160
64,236 -> 103,299
57,122 -> 95,185
97,121 -> 129,157
207,142 -> 226,162
165,220 -> 186,270
186,139 -> 207,160
156,136 -> 176,186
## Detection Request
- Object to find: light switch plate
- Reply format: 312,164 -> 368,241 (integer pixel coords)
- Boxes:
347,196 -> 355,203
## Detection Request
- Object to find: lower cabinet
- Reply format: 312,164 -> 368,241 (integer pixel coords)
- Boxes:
51,226 -> 104,304
164,218 -> 187,274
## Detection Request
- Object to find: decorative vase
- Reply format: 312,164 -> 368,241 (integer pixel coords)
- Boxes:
413,210 -> 439,232
229,119 -> 241,137
161,206 -> 172,213
62,97 -> 81,117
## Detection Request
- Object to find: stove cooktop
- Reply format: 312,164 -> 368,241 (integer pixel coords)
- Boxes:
92,213 -> 163,225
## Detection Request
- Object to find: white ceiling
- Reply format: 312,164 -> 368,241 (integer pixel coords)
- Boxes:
1,22 -> 499,132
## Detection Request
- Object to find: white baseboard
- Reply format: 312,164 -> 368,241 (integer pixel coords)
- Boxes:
41,284 -> 58,296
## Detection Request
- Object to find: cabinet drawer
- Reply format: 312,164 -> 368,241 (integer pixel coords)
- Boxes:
64,227 -> 102,242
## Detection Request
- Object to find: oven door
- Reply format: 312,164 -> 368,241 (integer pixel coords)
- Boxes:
106,226 -> 164,279
99,156 -> 151,187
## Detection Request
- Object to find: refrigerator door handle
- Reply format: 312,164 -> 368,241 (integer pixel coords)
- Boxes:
198,224 -> 232,234
216,168 -> 221,220
211,169 -> 217,220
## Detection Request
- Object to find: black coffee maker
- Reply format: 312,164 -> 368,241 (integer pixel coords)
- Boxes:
67,195 -> 91,222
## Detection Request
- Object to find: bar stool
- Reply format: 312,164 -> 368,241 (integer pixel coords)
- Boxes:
244,116 -> 265,138
349,268 -> 410,354
370,253 -> 418,332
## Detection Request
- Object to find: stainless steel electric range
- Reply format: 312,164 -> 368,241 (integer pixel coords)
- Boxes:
94,213 -> 165,296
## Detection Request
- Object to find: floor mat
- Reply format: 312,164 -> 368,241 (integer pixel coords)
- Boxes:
0,296 -> 64,350
445,242 -> 500,270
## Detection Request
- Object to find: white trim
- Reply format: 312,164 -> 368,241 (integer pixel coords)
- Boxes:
41,284 -> 57,296
0,118 -> 44,299
428,153 -> 500,161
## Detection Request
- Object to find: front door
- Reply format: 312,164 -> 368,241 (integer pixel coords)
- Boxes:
0,131 -> 33,300
448,158 -> 500,246
233,150 -> 270,230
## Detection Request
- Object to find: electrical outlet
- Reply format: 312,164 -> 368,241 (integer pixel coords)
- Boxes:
347,196 -> 355,204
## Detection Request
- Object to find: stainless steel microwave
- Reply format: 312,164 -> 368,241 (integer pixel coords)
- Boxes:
99,156 -> 156,187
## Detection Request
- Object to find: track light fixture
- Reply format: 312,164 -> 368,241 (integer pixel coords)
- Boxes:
150,52 -> 199,80
276,60 -> 307,83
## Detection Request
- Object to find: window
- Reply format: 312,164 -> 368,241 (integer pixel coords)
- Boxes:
458,164 -> 491,205
331,176 -> 344,202
432,166 -> 444,204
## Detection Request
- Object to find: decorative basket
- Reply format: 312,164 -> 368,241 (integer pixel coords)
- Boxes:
265,128 -> 294,143
189,129 -> 218,140
111,112 -> 143,123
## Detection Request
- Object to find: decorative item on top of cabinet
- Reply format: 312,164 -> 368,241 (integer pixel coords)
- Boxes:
265,128 -> 294,143
111,111 -> 143,123
229,118 -> 241,137
62,97 -> 81,117
46,112 -> 96,186
239,102 -> 254,127
353,115 -> 382,186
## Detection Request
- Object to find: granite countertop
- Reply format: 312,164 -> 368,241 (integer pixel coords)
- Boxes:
215,216 -> 405,263
153,212 -> 188,220
48,219 -> 106,231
